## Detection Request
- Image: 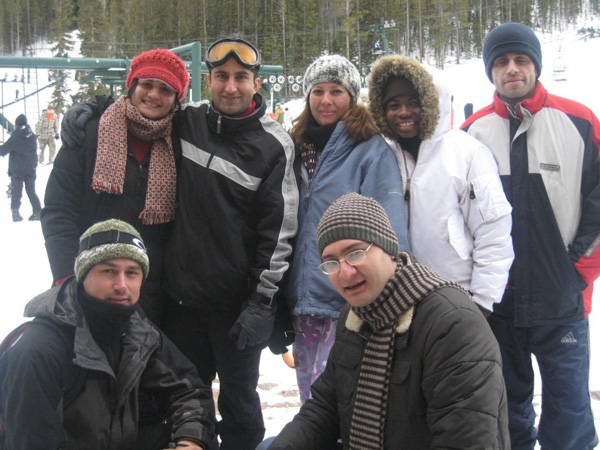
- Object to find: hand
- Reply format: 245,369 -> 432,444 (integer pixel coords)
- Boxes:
268,299 -> 295,355
229,297 -> 277,350
54,133 -> 59,140
60,102 -> 96,148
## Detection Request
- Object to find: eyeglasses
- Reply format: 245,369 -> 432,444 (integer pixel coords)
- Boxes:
205,38 -> 261,70
318,243 -> 374,275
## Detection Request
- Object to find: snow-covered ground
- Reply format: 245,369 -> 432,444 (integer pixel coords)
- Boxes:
1,23 -> 599,443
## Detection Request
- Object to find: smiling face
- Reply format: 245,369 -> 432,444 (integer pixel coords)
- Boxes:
129,78 -> 177,120
82,258 -> 143,307
384,77 -> 421,140
321,239 -> 397,308
491,53 -> 538,105
207,58 -> 261,117
309,82 -> 352,126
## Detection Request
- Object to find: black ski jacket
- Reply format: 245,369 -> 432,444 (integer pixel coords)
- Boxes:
0,124 -> 37,177
0,280 -> 217,449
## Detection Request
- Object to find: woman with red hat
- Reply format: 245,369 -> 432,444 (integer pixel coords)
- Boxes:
41,48 -> 190,327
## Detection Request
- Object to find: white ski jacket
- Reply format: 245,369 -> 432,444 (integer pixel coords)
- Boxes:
369,56 -> 514,311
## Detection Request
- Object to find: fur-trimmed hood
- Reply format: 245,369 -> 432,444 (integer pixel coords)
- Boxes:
369,55 -> 451,142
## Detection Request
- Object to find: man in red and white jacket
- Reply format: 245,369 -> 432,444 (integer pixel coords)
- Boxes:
462,22 -> 600,450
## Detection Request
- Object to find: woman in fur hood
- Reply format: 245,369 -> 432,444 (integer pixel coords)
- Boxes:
368,54 -> 514,316
285,54 -> 409,403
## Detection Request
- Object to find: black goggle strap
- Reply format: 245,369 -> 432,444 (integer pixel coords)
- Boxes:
78,230 -> 147,253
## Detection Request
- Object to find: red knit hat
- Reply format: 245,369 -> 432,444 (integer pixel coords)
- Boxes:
126,48 -> 190,101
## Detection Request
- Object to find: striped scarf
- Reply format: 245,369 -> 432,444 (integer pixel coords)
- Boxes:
92,96 -> 177,224
348,253 -> 468,449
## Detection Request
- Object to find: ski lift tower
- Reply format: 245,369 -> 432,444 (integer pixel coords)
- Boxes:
552,42 -> 567,82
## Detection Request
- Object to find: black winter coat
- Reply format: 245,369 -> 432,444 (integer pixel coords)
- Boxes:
270,286 -> 510,449
0,280 -> 217,449
0,124 -> 37,177
41,97 -> 181,321
164,94 -> 298,311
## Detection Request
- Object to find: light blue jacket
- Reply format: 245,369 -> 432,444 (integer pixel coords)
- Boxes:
287,118 -> 410,319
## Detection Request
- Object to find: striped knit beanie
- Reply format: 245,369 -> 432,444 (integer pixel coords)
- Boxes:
317,193 -> 398,256
126,48 -> 189,101
303,54 -> 361,100
75,219 -> 150,281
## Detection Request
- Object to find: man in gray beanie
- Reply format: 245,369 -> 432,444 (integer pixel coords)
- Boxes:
462,22 -> 600,450
265,193 -> 509,449
0,219 -> 218,450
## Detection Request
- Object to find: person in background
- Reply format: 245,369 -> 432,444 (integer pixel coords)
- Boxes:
462,22 -> 600,449
368,55 -> 513,316
263,193 -> 509,450
41,48 -> 189,327
274,102 -> 285,125
0,114 -> 42,222
160,36 -> 298,450
285,54 -> 409,404
35,105 -> 59,164
0,219 -> 217,450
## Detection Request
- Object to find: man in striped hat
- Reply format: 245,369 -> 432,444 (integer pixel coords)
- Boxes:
267,193 -> 509,449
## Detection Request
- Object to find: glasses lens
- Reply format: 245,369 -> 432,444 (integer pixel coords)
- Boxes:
207,41 -> 258,66
318,261 -> 339,275
345,249 -> 367,266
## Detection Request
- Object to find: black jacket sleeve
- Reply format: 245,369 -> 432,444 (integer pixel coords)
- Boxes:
268,342 -> 342,449
140,331 -> 219,449
0,322 -> 74,450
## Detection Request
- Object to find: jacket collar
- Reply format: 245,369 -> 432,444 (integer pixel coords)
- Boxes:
24,279 -> 160,377
345,304 -> 415,335
207,93 -> 266,134
492,81 -> 547,120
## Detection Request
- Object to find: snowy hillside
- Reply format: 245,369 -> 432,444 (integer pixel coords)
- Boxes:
1,23 -> 599,442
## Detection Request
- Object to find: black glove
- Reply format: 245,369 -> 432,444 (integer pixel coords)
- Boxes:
60,102 -> 97,148
229,296 -> 277,351
268,299 -> 296,355
54,133 -> 59,140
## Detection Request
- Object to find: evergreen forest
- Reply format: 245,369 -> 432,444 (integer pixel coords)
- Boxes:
1,0 -> 599,103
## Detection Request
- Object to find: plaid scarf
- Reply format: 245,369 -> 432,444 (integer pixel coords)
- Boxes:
92,96 -> 177,224
348,253 -> 468,449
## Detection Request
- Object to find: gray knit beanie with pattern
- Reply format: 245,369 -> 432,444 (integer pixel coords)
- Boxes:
303,54 -> 361,100
75,219 -> 150,281
317,193 -> 399,256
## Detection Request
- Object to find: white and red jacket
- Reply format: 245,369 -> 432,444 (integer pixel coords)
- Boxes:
462,82 -> 600,326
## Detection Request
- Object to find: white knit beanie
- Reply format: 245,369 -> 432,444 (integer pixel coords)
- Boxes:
303,54 -> 361,100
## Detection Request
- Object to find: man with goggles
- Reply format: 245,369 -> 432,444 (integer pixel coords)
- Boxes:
205,37 -> 261,73
162,35 -> 298,450
59,35 -> 298,450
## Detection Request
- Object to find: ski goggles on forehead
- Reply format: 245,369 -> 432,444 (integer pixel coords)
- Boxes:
205,38 -> 261,70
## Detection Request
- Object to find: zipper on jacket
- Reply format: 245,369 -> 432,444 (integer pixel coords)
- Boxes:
470,182 -> 476,200
217,115 -> 223,134
404,177 -> 411,201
